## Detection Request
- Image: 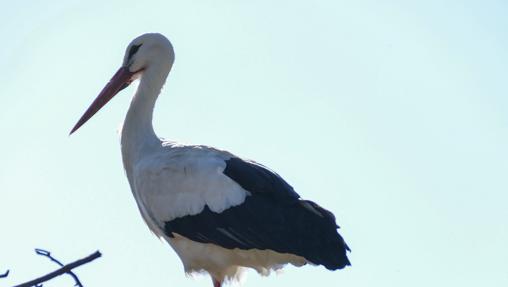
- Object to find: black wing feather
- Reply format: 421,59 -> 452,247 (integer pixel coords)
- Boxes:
223,158 -> 300,201
164,157 -> 350,270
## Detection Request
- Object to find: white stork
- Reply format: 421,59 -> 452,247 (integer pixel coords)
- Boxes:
70,33 -> 350,287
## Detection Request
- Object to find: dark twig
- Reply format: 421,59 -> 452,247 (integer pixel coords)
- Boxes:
0,269 -> 9,278
34,249 -> 83,287
12,250 -> 101,287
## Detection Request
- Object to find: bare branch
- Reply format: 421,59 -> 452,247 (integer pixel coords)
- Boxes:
0,269 -> 9,278
12,251 -> 101,287
34,249 -> 83,287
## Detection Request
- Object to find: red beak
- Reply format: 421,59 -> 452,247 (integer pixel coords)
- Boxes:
70,67 -> 135,135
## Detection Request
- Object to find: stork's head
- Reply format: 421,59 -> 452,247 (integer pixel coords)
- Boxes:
123,33 -> 175,75
70,33 -> 174,135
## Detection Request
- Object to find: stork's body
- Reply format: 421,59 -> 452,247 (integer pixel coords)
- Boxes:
71,33 -> 350,286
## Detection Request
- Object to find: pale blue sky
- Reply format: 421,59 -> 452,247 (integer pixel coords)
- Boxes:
1,1 -> 507,286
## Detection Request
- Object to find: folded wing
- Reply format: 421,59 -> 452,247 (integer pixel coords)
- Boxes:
163,156 -> 351,270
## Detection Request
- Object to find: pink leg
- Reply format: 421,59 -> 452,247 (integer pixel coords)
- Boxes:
212,277 -> 222,287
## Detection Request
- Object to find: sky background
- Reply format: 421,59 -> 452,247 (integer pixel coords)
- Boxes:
1,0 -> 507,286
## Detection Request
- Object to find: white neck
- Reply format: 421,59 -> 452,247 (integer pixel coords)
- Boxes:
121,63 -> 170,172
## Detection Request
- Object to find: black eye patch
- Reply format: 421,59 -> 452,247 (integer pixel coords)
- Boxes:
127,44 -> 142,60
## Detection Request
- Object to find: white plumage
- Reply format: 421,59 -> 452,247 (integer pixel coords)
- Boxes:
71,33 -> 350,287
130,144 -> 248,224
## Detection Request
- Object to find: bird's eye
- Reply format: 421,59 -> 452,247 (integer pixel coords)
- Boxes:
128,44 -> 142,60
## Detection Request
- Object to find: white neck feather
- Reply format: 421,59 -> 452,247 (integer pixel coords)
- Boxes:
121,63 -> 170,173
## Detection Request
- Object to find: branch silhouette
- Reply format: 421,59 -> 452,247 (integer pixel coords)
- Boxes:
12,250 -> 101,287
0,269 -> 9,278
35,249 -> 88,287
